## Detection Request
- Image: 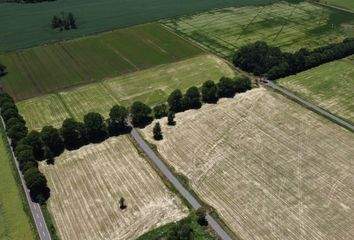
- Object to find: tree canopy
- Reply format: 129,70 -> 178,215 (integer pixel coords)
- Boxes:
108,105 -> 129,136
201,80 -> 218,103
131,101 -> 152,127
83,112 -> 108,143
41,126 -> 64,157
168,89 -> 184,113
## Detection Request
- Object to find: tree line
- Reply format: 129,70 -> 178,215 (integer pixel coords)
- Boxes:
152,76 -> 252,140
0,76 -> 251,204
0,92 -> 50,204
233,38 -> 354,80
51,12 -> 77,31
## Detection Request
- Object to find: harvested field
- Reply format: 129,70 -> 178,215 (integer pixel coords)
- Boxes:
163,1 -> 354,57
278,56 -> 354,124
0,23 -> 202,101
18,54 -> 235,131
40,136 -> 188,240
141,88 -> 354,240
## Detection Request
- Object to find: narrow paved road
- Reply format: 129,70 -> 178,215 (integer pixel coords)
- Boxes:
0,116 -> 51,240
130,128 -> 233,240
264,80 -> 354,131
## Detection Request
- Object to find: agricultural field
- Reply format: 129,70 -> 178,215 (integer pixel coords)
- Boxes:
17,54 -> 235,130
163,1 -> 354,57
39,136 -> 188,240
0,23 -> 202,101
277,56 -> 354,124
0,0 -> 272,52
0,128 -> 37,240
323,0 -> 354,11
141,88 -> 354,240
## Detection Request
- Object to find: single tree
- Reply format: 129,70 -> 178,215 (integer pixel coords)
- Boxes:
24,167 -> 50,204
195,208 -> 208,226
130,101 -> 152,127
0,64 -> 6,76
153,122 -> 163,140
83,112 -> 108,143
21,131 -> 45,160
167,89 -> 183,113
67,12 -> 77,29
7,123 -> 28,147
153,104 -> 168,119
61,118 -> 87,150
167,111 -> 175,126
217,77 -> 236,98
108,105 -> 128,136
41,126 -> 65,157
119,197 -> 127,209
233,77 -> 252,93
51,15 -> 60,29
201,80 -> 218,103
183,86 -> 201,109
1,108 -> 19,122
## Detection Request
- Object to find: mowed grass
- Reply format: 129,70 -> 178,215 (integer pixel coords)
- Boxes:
18,54 -> 235,130
277,56 -> 354,124
0,0 -> 271,52
163,1 -> 354,57
0,23 -> 202,101
40,136 -> 188,240
323,0 -> 354,11
0,128 -> 37,240
141,88 -> 354,240
16,94 -> 71,131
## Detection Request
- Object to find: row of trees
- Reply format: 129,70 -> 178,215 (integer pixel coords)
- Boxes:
0,92 -> 50,204
152,76 -> 252,141
0,76 -> 251,204
51,12 -> 77,31
233,38 -> 354,79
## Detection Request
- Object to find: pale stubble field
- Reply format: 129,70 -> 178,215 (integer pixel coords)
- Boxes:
40,136 -> 188,240
142,88 -> 354,240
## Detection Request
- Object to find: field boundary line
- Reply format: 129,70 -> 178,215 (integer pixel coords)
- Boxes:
58,43 -> 92,81
15,52 -> 44,95
104,43 -> 140,71
0,115 -> 51,240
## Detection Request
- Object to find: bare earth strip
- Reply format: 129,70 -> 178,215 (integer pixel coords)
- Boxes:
40,136 -> 188,240
141,88 -> 354,240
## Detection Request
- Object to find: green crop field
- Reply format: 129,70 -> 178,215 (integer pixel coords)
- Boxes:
277,56 -> 354,124
0,127 -> 37,240
323,0 -> 354,11
163,1 -> 354,57
0,0 -> 272,52
0,23 -> 202,101
17,54 -> 236,130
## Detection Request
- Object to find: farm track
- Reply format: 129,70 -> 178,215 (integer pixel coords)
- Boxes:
58,44 -> 92,80
130,127 -> 233,240
105,43 -> 140,71
265,80 -> 354,131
